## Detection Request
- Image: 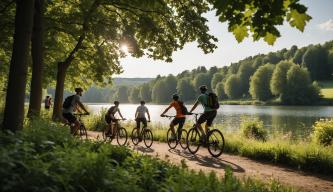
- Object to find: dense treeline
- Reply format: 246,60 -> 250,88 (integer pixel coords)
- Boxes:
120,41 -> 333,104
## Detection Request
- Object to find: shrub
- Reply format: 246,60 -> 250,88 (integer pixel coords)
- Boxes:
241,120 -> 268,141
85,108 -> 107,131
312,119 -> 333,146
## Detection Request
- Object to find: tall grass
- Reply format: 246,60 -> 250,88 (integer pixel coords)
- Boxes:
0,118 -> 296,192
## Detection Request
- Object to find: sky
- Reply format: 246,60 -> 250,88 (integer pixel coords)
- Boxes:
116,0 -> 333,78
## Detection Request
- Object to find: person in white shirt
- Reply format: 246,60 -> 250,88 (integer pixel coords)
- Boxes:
135,101 -> 151,137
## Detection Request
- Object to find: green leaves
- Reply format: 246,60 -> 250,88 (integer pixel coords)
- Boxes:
287,9 -> 312,32
231,24 -> 249,43
264,32 -> 277,46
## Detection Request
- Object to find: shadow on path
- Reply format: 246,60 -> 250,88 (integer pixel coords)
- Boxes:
133,145 -> 155,153
168,148 -> 245,173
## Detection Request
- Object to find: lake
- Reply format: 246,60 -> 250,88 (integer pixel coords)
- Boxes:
87,104 -> 333,137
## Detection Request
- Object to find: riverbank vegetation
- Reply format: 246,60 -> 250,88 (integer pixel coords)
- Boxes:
85,113 -> 333,175
0,118 -> 296,192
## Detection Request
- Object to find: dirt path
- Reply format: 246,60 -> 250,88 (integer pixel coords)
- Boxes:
88,131 -> 333,192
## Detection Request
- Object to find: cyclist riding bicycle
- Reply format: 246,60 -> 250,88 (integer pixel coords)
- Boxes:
160,94 -> 186,140
105,101 -> 125,137
135,100 -> 151,140
189,85 -> 217,141
62,87 -> 89,134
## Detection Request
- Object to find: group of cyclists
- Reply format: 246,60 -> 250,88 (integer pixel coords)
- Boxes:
62,85 -> 220,154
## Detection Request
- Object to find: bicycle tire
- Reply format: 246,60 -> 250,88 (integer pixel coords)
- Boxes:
116,127 -> 128,146
143,129 -> 153,148
131,128 -> 140,145
179,129 -> 188,150
207,129 -> 225,158
167,128 -> 177,149
187,128 -> 200,154
79,125 -> 88,140
102,126 -> 107,140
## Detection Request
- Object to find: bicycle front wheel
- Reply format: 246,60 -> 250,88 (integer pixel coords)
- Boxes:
179,129 -> 188,149
131,128 -> 140,145
116,127 -> 128,146
187,128 -> 200,154
207,129 -> 225,158
167,128 -> 177,149
143,129 -> 153,148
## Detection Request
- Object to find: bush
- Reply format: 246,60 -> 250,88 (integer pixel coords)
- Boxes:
312,119 -> 333,146
0,118 -> 295,192
85,108 -> 107,131
241,120 -> 268,141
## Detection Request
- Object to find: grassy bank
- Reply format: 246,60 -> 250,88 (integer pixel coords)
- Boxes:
85,115 -> 333,176
0,119 -> 296,192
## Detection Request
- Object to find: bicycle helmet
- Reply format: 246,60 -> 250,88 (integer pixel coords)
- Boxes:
75,87 -> 83,93
199,85 -> 207,93
172,93 -> 179,100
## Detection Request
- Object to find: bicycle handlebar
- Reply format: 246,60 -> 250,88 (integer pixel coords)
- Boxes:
73,113 -> 89,116
161,115 -> 175,118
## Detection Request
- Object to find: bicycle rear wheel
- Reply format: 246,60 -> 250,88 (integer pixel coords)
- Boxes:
207,129 -> 225,157
79,125 -> 88,140
131,128 -> 140,145
116,127 -> 128,146
187,128 -> 200,154
167,128 -> 177,149
143,129 -> 153,148
179,129 -> 188,149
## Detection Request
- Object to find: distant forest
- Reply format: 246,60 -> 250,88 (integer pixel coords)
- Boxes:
51,40 -> 333,105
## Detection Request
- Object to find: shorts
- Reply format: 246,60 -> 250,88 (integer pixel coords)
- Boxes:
197,110 -> 217,126
171,117 -> 185,129
136,118 -> 147,128
105,115 -> 117,124
63,113 -> 77,124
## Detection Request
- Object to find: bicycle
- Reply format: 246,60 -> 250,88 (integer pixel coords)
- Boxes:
131,121 -> 153,148
187,113 -> 225,157
103,119 -> 128,146
71,113 -> 88,140
162,115 -> 188,150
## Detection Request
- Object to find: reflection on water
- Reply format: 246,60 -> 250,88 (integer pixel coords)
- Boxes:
87,104 -> 333,137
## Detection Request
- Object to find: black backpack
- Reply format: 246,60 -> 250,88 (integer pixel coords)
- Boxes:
179,101 -> 189,115
207,92 -> 220,109
63,95 -> 75,109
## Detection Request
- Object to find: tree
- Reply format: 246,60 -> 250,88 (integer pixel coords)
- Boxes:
292,48 -> 306,64
152,79 -> 169,104
28,0 -> 45,117
164,74 -> 177,96
302,45 -> 330,80
281,65 -> 320,104
224,75 -> 242,99
263,52 -> 281,64
193,73 -> 212,90
270,61 -> 294,96
284,45 -> 298,59
237,62 -> 255,96
211,73 -> 224,90
215,82 -> 227,100
249,64 -> 275,101
139,83 -> 151,102
2,0 -> 35,131
327,50 -> 333,77
128,87 -> 140,103
114,86 -> 128,103
176,78 -> 196,101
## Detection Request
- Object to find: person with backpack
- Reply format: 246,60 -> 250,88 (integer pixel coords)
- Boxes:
104,101 -> 125,137
189,85 -> 219,140
160,94 -> 187,140
62,88 -> 89,134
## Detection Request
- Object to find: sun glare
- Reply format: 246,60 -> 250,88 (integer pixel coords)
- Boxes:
120,44 -> 129,53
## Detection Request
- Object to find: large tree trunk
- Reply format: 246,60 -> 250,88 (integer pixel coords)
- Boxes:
52,62 -> 67,121
28,0 -> 45,118
2,0 -> 35,132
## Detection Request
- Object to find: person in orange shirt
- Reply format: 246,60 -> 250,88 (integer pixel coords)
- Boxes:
161,94 -> 186,140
